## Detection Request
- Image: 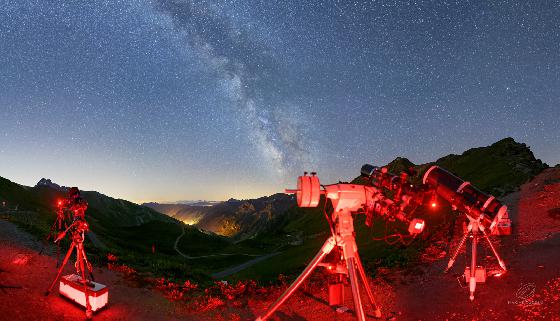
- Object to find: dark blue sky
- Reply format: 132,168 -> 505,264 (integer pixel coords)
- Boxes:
1,0 -> 558,202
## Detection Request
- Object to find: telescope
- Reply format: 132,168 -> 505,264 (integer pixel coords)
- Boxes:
258,170 -> 425,321
257,164 -> 510,320
422,165 -> 508,301
423,166 -> 508,232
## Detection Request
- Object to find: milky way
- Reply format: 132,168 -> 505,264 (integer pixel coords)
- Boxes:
153,0 -> 313,175
0,0 -> 558,202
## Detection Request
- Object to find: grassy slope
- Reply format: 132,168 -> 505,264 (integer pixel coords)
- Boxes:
433,137 -> 547,195
0,177 -> 268,284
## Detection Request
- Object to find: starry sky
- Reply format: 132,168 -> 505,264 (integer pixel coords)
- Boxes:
1,0 -> 559,203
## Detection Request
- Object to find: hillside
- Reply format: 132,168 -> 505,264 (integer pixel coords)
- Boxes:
0,177 -> 259,283
433,137 -> 548,195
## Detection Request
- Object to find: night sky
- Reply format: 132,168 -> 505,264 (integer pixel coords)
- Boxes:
1,1 -> 559,203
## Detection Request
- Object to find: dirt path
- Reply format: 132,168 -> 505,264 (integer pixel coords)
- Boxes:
211,251 -> 281,279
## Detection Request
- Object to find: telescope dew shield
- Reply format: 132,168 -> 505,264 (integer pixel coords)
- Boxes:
423,166 -> 508,231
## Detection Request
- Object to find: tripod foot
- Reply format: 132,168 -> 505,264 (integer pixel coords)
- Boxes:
86,309 -> 93,319
374,308 -> 381,318
469,277 -> 476,301
444,259 -> 455,273
498,260 -> 507,271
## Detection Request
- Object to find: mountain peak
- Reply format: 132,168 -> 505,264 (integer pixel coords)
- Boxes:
35,178 -> 67,191
386,157 -> 415,174
433,137 -> 547,195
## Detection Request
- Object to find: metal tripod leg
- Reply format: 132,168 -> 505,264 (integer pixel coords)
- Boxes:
40,219 -> 62,258
468,232 -> 478,301
46,241 -> 76,295
480,227 -> 507,271
77,242 -> 93,319
80,245 -> 95,281
347,258 -> 366,321
354,253 -> 381,318
256,237 -> 337,321
445,230 -> 470,272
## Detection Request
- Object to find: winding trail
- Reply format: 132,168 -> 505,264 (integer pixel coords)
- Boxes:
173,224 -> 281,278
210,251 -> 281,279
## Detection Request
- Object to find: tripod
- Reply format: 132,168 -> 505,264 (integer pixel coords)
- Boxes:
45,220 -> 95,319
256,210 -> 381,321
444,212 -> 506,301
39,209 -> 67,266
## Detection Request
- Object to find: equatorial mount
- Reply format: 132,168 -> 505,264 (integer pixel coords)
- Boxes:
258,172 -> 425,321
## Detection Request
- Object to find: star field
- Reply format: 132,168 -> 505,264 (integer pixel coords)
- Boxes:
0,0 -> 558,202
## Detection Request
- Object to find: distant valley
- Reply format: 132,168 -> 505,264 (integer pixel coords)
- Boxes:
144,194 -> 296,240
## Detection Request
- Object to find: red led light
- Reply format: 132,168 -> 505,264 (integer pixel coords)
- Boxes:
408,218 -> 425,234
431,202 -> 437,208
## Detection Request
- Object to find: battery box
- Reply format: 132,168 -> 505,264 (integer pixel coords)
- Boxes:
328,282 -> 344,306
464,266 -> 487,283
59,274 -> 108,312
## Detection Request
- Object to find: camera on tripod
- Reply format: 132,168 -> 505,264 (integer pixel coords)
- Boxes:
45,187 -> 108,319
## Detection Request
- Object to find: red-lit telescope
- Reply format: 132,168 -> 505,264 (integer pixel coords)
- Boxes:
258,172 -> 425,321
423,166 -> 507,231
